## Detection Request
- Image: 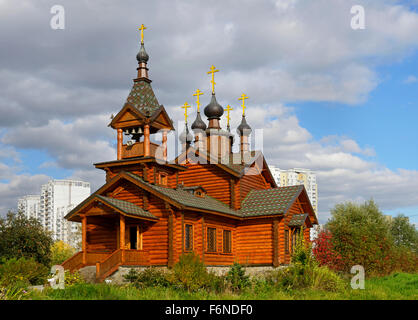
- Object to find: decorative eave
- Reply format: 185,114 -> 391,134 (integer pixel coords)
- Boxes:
94,157 -> 187,171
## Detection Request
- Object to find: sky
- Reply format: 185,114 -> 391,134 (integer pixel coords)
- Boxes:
0,0 -> 418,225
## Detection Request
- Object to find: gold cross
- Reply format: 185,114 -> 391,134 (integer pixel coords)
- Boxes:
207,65 -> 219,94
181,102 -> 191,123
138,24 -> 147,44
238,93 -> 249,116
225,105 -> 233,126
193,89 -> 204,112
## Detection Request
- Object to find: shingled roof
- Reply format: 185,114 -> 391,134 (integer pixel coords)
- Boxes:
240,185 -> 304,217
96,195 -> 158,220
125,80 -> 161,117
125,172 -> 242,217
288,213 -> 309,226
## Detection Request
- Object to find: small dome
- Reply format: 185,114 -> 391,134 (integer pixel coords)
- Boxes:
179,125 -> 193,143
204,93 -> 224,120
191,112 -> 207,131
237,115 -> 252,136
136,43 -> 149,63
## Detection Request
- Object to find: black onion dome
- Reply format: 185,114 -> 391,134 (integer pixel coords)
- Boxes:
237,115 -> 252,136
204,93 -> 224,120
191,112 -> 207,131
179,124 -> 193,143
136,43 -> 149,63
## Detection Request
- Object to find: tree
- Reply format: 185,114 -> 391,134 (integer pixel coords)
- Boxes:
50,240 -> 76,266
0,211 -> 53,266
326,200 -> 394,276
390,214 -> 418,251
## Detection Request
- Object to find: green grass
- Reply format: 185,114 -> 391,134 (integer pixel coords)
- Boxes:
26,273 -> 417,300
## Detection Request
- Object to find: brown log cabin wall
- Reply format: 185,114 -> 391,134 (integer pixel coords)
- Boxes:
236,218 -> 274,265
86,220 -> 117,253
141,194 -> 169,265
178,164 -> 232,207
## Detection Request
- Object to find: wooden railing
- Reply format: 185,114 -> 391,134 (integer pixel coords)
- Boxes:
61,251 -> 83,272
124,250 -> 150,266
122,141 -> 159,159
85,252 -> 110,265
96,249 -> 150,282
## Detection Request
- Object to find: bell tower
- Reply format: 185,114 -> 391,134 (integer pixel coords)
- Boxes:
109,25 -> 174,161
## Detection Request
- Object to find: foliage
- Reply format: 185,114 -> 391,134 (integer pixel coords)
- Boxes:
225,263 -> 250,292
312,230 -> 344,271
0,211 -> 53,266
64,270 -> 85,287
390,214 -> 418,251
0,286 -> 27,300
266,228 -> 345,292
0,257 -> 49,287
50,241 -> 76,267
326,200 -> 396,276
123,268 -> 170,289
170,252 -> 223,292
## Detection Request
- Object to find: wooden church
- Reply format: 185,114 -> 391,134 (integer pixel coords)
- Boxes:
62,26 -> 318,281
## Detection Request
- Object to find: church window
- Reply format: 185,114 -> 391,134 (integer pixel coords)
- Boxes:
185,224 -> 193,251
223,230 -> 232,253
207,227 -> 217,252
158,172 -> 168,186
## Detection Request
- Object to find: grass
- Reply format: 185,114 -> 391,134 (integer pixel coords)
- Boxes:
25,272 -> 417,300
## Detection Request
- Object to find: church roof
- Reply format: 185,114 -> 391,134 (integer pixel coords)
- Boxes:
95,195 -> 158,220
125,172 -> 241,217
240,185 -> 304,217
288,213 -> 309,227
125,80 -> 161,117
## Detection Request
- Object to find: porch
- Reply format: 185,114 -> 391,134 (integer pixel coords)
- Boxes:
62,202 -> 157,282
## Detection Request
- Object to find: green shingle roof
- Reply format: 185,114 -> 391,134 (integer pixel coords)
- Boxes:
288,213 -> 308,227
96,195 -> 158,220
125,172 -> 242,217
240,185 -> 303,217
126,80 -> 161,116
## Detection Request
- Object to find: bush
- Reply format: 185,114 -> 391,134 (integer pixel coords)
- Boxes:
226,263 -> 250,292
0,286 -> 27,300
64,270 -> 84,288
50,241 -> 76,267
124,268 -> 170,289
312,230 -> 344,271
0,212 -> 53,266
0,257 -> 49,287
171,252 -> 219,292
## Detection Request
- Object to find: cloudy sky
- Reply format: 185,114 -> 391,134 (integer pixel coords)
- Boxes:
1,0 -> 418,224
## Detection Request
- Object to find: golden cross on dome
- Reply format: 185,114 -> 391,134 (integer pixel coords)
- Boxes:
181,102 -> 191,123
238,93 -> 249,116
225,105 -> 233,126
138,24 -> 147,44
193,89 -> 204,112
207,65 -> 219,94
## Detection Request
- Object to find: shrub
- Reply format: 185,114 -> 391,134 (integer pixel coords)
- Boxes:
124,268 -> 170,289
0,212 -> 53,266
309,265 -> 346,292
312,230 -> 344,271
0,286 -> 27,300
0,257 -> 49,287
226,263 -> 250,292
64,270 -> 84,288
50,241 -> 76,266
171,252 -> 213,292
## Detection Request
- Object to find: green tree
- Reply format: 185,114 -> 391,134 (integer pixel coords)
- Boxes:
50,240 -> 76,266
390,214 -> 418,251
326,200 -> 394,276
0,211 -> 53,266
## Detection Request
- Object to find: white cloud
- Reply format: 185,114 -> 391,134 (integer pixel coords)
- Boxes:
404,75 -> 417,83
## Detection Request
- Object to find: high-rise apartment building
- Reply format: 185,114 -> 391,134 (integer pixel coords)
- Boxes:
39,180 -> 91,243
17,195 -> 41,219
18,179 -> 90,246
270,166 -> 318,213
